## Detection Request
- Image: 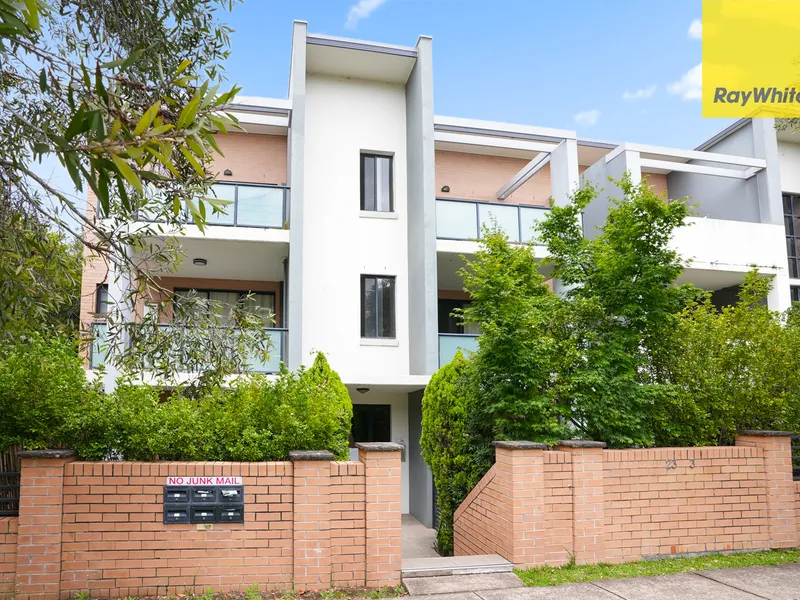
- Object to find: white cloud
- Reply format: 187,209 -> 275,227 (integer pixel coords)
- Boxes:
688,18 -> 702,39
345,0 -> 388,29
622,84 -> 657,101
573,109 -> 601,126
667,64 -> 702,100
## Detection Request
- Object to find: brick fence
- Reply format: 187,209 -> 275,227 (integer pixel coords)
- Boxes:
0,443 -> 402,600
454,432 -> 800,568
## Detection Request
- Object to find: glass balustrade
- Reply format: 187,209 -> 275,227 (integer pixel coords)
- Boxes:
438,333 -> 479,368
436,199 -> 552,245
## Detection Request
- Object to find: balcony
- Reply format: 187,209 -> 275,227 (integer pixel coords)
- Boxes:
438,333 -> 478,368
137,182 -> 289,229
89,323 -> 287,374
436,198 -> 549,244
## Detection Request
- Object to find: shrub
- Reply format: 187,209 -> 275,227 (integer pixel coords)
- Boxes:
70,351 -> 353,462
656,272 -> 800,446
420,351 -> 482,556
0,334 -> 88,450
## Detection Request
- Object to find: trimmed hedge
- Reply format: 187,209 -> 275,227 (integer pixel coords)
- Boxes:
0,336 -> 353,462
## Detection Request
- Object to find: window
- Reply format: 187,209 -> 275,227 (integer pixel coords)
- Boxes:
95,284 -> 109,315
783,193 -> 800,278
438,299 -> 479,335
361,275 -> 396,338
792,286 -> 800,304
350,404 -> 391,447
360,154 -> 393,212
173,288 -> 275,326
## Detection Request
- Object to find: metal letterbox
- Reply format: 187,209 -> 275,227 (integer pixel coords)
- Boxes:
218,486 -> 243,503
191,487 -> 216,504
163,505 -> 190,524
191,506 -> 217,523
218,505 -> 244,523
164,486 -> 189,503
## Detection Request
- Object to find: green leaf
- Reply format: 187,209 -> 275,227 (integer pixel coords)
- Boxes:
175,59 -> 192,76
179,145 -> 204,177
111,155 -> 143,193
38,68 -> 47,92
133,101 -> 161,137
177,95 -> 200,129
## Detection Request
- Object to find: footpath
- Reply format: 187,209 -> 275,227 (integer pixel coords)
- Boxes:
402,562 -> 800,599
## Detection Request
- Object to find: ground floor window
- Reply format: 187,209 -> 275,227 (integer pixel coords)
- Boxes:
792,285 -> 800,304
173,288 -> 275,324
350,404 -> 391,447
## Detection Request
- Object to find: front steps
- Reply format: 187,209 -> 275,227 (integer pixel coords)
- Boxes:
401,553 -> 514,578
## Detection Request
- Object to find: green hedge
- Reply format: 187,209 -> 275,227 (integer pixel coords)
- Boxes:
420,351 -> 483,556
0,337 -> 352,462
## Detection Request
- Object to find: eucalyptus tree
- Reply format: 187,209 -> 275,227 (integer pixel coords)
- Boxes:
1,0 -> 274,389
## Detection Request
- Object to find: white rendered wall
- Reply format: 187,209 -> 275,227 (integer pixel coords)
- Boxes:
347,391 -> 410,513
671,217 -> 786,274
301,74 -> 410,381
779,141 -> 800,194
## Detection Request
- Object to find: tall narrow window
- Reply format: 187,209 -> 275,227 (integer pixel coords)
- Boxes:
784,193 -> 800,278
361,275 -> 396,338
360,154 -> 393,212
95,284 -> 109,315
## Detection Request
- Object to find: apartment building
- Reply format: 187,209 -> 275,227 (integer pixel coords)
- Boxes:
80,21 -> 794,528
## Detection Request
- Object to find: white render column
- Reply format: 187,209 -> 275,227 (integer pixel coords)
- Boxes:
550,138 -> 579,207
102,250 -> 134,392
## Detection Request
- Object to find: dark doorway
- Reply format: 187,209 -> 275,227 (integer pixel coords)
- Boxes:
350,404 -> 391,446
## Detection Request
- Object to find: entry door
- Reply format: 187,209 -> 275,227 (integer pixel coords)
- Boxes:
349,404 -> 391,460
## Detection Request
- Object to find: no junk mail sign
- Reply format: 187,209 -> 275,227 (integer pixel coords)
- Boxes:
165,476 -> 242,486
163,476 -> 244,525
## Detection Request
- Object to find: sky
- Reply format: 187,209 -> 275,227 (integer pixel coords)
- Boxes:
222,0 -> 728,148
33,0 -> 727,219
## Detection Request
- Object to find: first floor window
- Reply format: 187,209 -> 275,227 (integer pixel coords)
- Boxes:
95,284 -> 109,315
438,299 -> 479,335
361,275 -> 396,338
360,154 -> 393,212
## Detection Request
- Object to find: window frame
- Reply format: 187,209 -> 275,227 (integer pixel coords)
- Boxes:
360,275 -> 397,339
173,287 -> 277,322
360,153 -> 394,213
95,283 -> 109,316
783,193 -> 800,279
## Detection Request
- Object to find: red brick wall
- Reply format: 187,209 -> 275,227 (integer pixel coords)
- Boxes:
0,517 -> 17,597
10,446 -> 401,600
453,466 -> 512,559
602,446 -> 770,561
330,462 -> 366,588
454,433 -> 800,568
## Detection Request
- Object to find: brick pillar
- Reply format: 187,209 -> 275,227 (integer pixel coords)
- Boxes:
357,442 -> 402,588
289,450 -> 333,592
555,440 -> 606,565
735,431 -> 799,548
493,441 -> 547,567
15,449 -> 75,600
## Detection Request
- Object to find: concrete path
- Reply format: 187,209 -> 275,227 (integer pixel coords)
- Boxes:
404,562 -> 800,599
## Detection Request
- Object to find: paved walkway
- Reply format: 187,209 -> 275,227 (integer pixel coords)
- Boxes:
404,563 -> 800,599
402,514 -> 439,559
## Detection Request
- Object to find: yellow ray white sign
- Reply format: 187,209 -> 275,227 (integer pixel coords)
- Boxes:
703,0 -> 800,118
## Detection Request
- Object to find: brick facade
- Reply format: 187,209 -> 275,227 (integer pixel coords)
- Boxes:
454,433 -> 800,568
2,446 -> 401,600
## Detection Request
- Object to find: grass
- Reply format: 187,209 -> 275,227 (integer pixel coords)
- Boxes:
516,549 -> 800,587
68,585 -> 407,600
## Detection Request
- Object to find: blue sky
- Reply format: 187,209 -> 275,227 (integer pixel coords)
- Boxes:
222,0 -> 729,148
